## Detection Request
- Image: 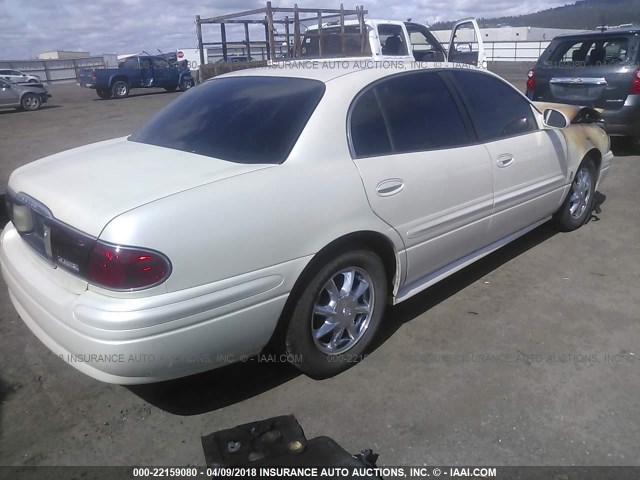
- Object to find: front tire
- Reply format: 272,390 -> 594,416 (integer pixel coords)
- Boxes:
111,80 -> 129,99
179,78 -> 193,92
20,93 -> 41,111
553,159 -> 597,231
285,250 -> 387,378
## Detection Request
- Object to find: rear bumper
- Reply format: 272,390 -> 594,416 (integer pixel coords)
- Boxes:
601,95 -> 640,137
0,224 -> 301,384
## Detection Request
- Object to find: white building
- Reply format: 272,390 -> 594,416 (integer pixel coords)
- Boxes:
38,50 -> 90,60
432,26 -> 586,43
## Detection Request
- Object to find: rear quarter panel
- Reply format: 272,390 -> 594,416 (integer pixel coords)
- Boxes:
97,81 -> 405,295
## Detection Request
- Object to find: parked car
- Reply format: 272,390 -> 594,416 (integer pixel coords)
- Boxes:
77,55 -> 194,99
526,27 -> 640,148
0,69 -> 41,84
0,78 -> 51,111
1,63 -> 611,384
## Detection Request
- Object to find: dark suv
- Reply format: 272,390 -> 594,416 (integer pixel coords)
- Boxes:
527,28 -> 640,146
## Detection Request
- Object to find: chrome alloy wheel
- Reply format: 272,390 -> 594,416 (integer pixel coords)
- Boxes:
311,267 -> 375,355
569,168 -> 593,220
115,83 -> 127,96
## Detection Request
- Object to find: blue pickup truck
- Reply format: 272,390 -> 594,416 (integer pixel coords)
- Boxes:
78,55 -> 194,99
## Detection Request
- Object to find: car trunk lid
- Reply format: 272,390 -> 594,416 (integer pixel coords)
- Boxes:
8,137 -> 273,237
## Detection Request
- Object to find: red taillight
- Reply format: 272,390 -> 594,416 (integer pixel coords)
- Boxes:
630,68 -> 640,95
87,241 -> 171,290
526,68 -> 535,91
92,71 -> 96,79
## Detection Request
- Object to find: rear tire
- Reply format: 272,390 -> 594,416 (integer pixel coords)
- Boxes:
285,249 -> 387,378
553,159 -> 597,232
111,80 -> 129,99
20,93 -> 41,111
96,88 -> 112,99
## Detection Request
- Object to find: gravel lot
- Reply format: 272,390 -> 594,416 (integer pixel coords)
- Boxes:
1,80 -> 639,468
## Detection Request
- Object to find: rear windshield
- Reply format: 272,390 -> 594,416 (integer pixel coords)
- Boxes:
129,76 -> 326,164
548,37 -> 633,65
302,26 -> 372,58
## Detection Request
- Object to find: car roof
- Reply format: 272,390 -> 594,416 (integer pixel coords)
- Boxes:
216,60 -> 500,85
553,27 -> 640,40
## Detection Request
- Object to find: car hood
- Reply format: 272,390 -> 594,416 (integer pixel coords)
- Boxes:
8,137 -> 274,236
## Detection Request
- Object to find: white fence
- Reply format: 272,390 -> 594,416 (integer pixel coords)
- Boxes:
483,41 -> 551,62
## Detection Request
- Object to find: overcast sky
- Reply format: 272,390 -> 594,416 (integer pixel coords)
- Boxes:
1,0 -> 573,60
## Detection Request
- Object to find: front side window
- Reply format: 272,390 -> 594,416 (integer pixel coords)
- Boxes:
349,71 -> 470,157
151,58 -> 169,68
449,70 -> 537,142
122,57 -> 139,69
405,23 -> 445,62
129,77 -> 326,164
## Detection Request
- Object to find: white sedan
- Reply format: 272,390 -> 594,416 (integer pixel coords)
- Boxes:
0,69 -> 41,84
0,63 -> 612,384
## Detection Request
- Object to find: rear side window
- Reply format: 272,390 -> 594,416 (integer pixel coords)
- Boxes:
548,37 -> 631,65
376,71 -> 469,153
350,71 -> 470,157
450,71 -> 537,142
350,89 -> 393,157
129,77 -> 325,164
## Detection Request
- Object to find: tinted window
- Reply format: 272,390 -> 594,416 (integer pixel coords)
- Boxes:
374,71 -> 469,153
129,77 -> 325,164
549,37 -> 631,64
450,71 -> 537,141
350,89 -> 392,157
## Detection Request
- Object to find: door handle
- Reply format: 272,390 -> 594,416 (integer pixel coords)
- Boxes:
376,178 -> 405,197
496,153 -> 514,168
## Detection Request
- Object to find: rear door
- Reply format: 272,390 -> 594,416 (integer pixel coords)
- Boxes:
533,34 -> 637,110
447,18 -> 486,67
350,70 -> 494,286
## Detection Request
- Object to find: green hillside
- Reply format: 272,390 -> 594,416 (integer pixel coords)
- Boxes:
432,0 -> 640,30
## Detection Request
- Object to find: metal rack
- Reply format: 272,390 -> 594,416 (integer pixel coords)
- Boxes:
195,2 -> 368,65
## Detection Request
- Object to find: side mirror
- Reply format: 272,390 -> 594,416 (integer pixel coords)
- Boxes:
543,108 -> 569,129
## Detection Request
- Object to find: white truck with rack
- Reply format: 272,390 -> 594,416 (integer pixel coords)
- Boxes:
195,3 -> 486,68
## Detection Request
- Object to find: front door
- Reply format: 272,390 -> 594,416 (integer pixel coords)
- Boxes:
448,69 -> 567,241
